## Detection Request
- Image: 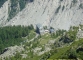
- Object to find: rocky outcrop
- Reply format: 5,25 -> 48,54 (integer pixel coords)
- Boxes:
0,0 -> 9,26
0,45 -> 24,60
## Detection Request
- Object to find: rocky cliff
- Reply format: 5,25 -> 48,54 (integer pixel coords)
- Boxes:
0,0 -> 83,30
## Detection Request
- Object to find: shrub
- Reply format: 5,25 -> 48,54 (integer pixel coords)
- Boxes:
79,4 -> 83,9
0,0 -> 7,8
55,5 -> 61,14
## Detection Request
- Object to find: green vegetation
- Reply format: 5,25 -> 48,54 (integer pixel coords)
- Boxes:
19,0 -> 27,11
8,0 -> 33,21
48,26 -> 83,59
0,0 -> 34,21
56,29 -> 66,37
67,26 -> 78,41
27,31 -> 36,40
0,0 -> 7,8
3,25 -> 83,60
49,47 -> 70,59
43,26 -> 47,30
79,4 -> 83,9
6,52 -> 22,60
22,31 -> 64,60
8,0 -> 19,21
48,39 -> 83,59
59,38 -> 83,59
39,33 -> 54,45
57,26 -> 78,44
0,25 -> 34,54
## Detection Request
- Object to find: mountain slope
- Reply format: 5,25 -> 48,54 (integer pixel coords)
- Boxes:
0,0 -> 9,26
0,0 -> 83,30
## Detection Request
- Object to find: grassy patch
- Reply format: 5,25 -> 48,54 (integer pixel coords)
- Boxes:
28,55 -> 40,60
70,38 -> 83,47
49,46 -> 70,59
48,38 -> 83,59
27,31 -> 36,40
39,33 -> 55,45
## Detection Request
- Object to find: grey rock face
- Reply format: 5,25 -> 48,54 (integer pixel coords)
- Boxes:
0,0 -> 83,30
